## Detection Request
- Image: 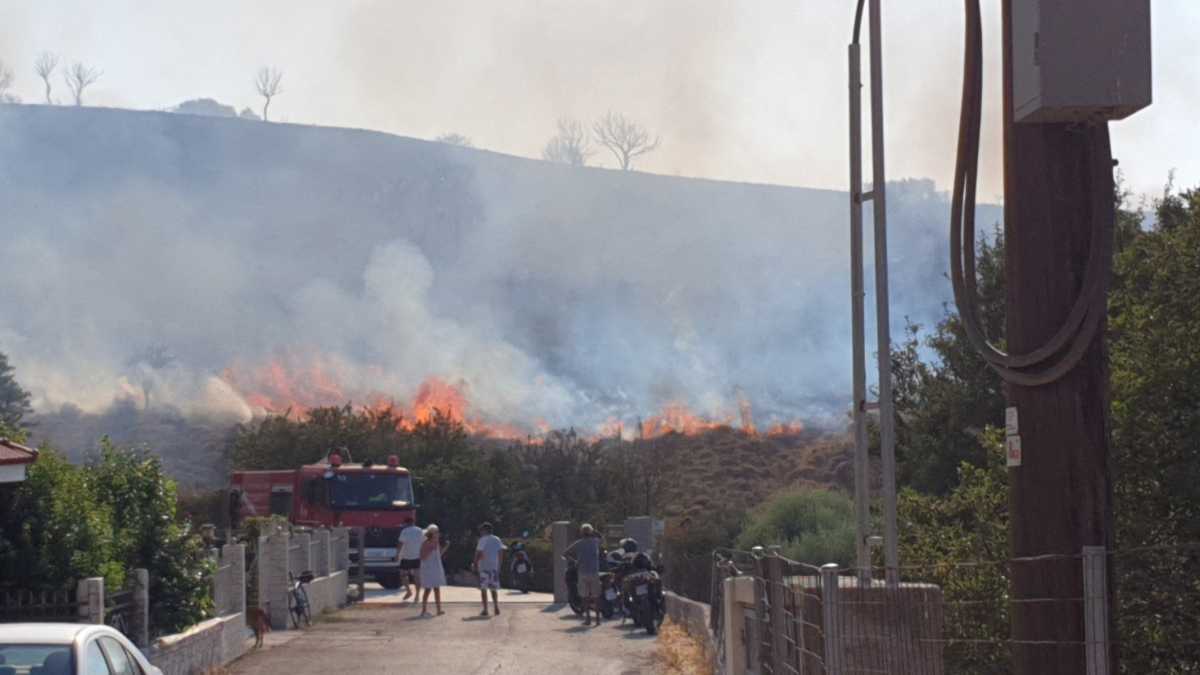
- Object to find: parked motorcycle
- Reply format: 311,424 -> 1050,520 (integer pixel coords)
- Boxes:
622,554 -> 664,635
510,544 -> 533,593
564,557 -> 584,615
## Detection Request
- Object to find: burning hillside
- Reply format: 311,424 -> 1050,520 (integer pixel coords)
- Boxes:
219,353 -> 805,441
1,105 -> 998,457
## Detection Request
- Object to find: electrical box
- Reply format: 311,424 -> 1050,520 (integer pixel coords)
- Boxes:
1012,0 -> 1151,123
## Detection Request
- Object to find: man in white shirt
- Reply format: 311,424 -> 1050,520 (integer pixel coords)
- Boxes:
397,515 -> 424,601
473,522 -> 507,616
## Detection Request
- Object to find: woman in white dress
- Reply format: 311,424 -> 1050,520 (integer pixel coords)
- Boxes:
419,524 -> 448,616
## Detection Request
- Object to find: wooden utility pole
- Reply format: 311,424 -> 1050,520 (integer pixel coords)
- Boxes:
1001,1 -> 1115,673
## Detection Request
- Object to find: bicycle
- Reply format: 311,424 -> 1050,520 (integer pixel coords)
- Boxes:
288,571 -> 314,628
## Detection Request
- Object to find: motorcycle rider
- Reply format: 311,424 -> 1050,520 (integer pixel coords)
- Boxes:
563,523 -> 603,627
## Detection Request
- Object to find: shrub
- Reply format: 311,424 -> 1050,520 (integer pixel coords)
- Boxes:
735,488 -> 855,566
0,449 -> 123,588
660,510 -> 744,603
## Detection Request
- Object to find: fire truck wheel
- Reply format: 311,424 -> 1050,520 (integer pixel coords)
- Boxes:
377,572 -> 403,590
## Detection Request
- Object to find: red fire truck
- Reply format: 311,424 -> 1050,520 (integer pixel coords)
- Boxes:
230,450 -> 415,588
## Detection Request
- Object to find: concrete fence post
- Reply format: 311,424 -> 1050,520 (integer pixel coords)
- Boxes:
266,532 -> 291,629
255,536 -> 269,611
130,569 -> 149,648
317,529 -> 332,577
76,577 -> 105,624
333,527 -> 348,572
223,543 -> 247,615
1082,546 -> 1111,675
551,521 -> 571,603
821,563 -> 843,675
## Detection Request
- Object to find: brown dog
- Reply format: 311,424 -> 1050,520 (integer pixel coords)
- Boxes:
247,606 -> 271,648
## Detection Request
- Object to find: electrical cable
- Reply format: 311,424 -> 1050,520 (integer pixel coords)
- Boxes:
950,0 -> 1113,386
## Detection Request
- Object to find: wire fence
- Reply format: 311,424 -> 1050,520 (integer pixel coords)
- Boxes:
663,544 -> 1200,675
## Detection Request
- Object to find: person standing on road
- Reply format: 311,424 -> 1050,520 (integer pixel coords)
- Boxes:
563,523 -> 602,627
419,524 -> 448,617
397,515 -> 424,601
474,522 -> 507,617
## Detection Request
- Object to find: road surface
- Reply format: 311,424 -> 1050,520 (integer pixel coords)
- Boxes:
230,591 -> 657,675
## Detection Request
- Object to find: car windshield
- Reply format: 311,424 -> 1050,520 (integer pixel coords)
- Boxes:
328,473 -> 413,509
0,645 -> 72,672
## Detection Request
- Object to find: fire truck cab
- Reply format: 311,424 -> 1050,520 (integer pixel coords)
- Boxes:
230,451 -> 416,589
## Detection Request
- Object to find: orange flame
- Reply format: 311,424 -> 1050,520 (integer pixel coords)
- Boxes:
221,355 -> 806,442
220,357 -> 529,439
639,403 -> 733,438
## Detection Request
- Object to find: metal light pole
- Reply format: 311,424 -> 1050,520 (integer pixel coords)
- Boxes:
849,0 -> 899,587
848,0 -> 870,582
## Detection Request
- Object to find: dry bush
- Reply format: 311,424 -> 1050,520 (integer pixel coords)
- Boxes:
654,619 -> 715,675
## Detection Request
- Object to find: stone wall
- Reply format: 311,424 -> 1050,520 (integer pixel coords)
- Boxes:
148,616 -> 228,675
664,591 -> 717,667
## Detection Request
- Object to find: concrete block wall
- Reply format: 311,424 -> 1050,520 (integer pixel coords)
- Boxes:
264,532 -> 291,630
306,570 -> 349,618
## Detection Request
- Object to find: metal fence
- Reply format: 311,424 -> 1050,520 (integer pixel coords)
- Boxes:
287,541 -> 306,577
105,587 -> 134,636
0,586 -> 79,622
677,544 -> 1200,675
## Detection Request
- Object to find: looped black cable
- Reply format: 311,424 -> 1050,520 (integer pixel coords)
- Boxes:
949,0 -> 1112,386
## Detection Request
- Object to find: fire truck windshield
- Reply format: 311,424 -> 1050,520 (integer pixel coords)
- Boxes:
328,473 -> 413,509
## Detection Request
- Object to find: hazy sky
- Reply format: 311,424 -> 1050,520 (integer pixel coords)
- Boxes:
2,1 -> 1196,200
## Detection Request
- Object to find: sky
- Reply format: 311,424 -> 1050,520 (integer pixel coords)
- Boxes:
1,0 -> 1196,202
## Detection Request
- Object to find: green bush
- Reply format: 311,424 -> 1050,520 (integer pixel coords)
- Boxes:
735,488 -> 855,566
0,450 -> 123,588
87,441 -> 215,634
660,510 -> 745,602
0,441 -> 214,635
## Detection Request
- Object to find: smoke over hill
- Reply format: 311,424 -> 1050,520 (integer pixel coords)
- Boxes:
0,105 -> 999,445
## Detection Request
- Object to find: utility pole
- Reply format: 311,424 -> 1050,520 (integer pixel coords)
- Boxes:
1001,8 -> 1113,672
848,0 -> 899,587
993,1 -> 1147,671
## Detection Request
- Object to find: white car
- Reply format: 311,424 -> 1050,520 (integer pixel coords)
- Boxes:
0,623 -> 163,675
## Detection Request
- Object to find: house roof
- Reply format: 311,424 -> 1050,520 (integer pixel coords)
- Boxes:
0,438 -> 38,466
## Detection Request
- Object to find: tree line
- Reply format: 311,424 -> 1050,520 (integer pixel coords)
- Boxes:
2,52 -> 662,170
890,178 -> 1200,672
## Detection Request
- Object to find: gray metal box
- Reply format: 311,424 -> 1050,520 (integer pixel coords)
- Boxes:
1012,0 -> 1152,123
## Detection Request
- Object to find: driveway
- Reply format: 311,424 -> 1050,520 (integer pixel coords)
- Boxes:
230,592 -> 657,675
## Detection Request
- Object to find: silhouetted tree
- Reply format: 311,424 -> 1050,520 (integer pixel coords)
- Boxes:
254,67 -> 283,121
542,118 -> 592,166
435,133 -> 473,147
0,61 -> 15,104
173,98 -> 236,118
127,345 -> 176,410
63,62 -> 101,106
0,351 -> 32,430
592,111 -> 659,170
34,52 -> 58,104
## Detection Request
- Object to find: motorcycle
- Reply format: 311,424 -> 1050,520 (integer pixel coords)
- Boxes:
564,557 -> 584,615
621,556 -> 664,635
510,548 -> 533,593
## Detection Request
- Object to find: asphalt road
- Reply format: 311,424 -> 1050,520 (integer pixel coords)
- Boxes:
230,600 -> 657,675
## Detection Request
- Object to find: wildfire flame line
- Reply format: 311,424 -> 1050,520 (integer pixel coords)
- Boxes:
220,357 -> 804,441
